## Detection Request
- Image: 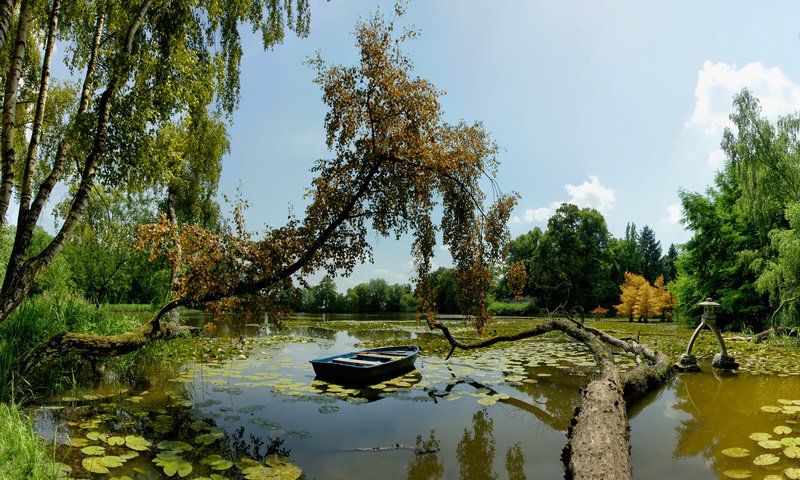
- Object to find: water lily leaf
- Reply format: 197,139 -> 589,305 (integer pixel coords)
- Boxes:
774,425 -> 793,435
749,432 -> 772,441
201,454 -> 233,471
788,469 -> 800,480
82,457 -> 110,474
119,451 -> 140,460
722,469 -> 751,479
153,451 -> 193,477
721,447 -> 749,458
761,406 -> 782,413
758,440 -> 783,449
52,462 -> 72,477
81,445 -> 106,456
125,435 -> 152,451
195,432 -> 224,445
66,437 -> 89,447
82,394 -> 98,401
477,397 -> 496,406
100,455 -> 126,468
753,454 -> 780,465
107,436 -> 125,446
239,456 -> 302,480
157,440 -> 193,452
785,445 -> 800,458
86,431 -> 107,442
764,475 -> 784,480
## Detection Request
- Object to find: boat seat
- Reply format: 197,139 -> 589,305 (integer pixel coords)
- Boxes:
353,352 -> 398,360
378,350 -> 411,356
331,357 -> 381,366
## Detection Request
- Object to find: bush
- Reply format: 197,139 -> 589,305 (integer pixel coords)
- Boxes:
489,300 -> 540,316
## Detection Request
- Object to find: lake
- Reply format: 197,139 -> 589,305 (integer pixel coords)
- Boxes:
26,313 -> 800,479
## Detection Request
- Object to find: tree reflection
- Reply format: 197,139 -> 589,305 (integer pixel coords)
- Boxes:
407,431 -> 444,480
407,410 -> 528,479
457,409 -> 498,480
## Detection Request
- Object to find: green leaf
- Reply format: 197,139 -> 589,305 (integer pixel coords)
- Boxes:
195,432 -> 224,445
82,457 -> 110,474
748,432 -> 772,441
774,425 -> 793,435
721,447 -> 749,458
153,451 -> 193,478
157,440 -> 193,452
125,435 -> 152,451
81,445 -> 105,456
100,455 -> 126,468
202,454 -> 234,471
753,454 -> 780,466
722,469 -> 751,479
107,436 -> 126,446
785,445 -> 800,458
758,440 -> 783,449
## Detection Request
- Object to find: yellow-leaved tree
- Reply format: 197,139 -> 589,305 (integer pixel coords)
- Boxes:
615,272 -> 674,322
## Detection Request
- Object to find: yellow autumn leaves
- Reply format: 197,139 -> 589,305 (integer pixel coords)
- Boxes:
615,272 -> 676,321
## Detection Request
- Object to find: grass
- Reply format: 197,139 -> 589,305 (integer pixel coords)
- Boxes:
0,402 -> 56,480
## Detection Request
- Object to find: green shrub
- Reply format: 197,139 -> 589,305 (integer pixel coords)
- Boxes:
489,300 -> 539,317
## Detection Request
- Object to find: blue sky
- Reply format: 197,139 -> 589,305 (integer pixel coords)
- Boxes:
220,1 -> 800,291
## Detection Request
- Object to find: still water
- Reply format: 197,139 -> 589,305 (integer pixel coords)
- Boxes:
27,314 -> 800,479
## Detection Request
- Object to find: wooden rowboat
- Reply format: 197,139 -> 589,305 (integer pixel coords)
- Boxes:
309,345 -> 419,384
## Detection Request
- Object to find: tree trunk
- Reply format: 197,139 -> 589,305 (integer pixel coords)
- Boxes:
428,318 -> 673,480
165,187 -> 181,323
0,0 -> 31,225
16,300 -> 185,373
0,0 -> 15,53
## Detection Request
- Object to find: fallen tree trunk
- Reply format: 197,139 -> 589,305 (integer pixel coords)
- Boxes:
428,317 -> 674,480
751,326 -> 798,344
16,299 -> 186,373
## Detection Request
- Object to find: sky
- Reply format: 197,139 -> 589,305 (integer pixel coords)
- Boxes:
218,0 -> 800,291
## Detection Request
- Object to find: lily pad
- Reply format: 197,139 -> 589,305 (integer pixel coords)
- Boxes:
82,457 -> 110,474
201,454 -> 234,471
774,425 -> 793,435
761,406 -> 783,413
157,440 -> 193,452
153,451 -> 193,477
749,432 -> 772,441
788,469 -> 800,480
477,397 -> 497,406
119,451 -> 140,460
125,435 -> 152,451
66,437 -> 89,447
785,445 -> 800,458
100,455 -> 126,468
239,455 -> 302,480
753,453 -> 780,465
81,445 -> 106,456
721,447 -> 750,458
107,436 -> 126,446
722,469 -> 752,479
758,440 -> 784,449
195,432 -> 224,445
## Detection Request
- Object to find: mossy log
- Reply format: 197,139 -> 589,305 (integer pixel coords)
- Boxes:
16,301 -> 184,373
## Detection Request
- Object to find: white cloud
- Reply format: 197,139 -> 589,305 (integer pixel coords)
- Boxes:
564,175 -> 615,215
512,206 -> 555,223
686,61 -> 800,134
513,176 -> 615,223
707,148 -> 726,170
666,204 -> 682,224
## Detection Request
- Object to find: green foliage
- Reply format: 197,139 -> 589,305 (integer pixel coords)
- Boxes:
0,294 -> 143,399
60,189 -> 169,305
0,403 -> 58,480
488,299 -> 538,317
300,277 -> 416,313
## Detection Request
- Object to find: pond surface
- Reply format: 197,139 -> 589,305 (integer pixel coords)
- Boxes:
27,314 -> 800,479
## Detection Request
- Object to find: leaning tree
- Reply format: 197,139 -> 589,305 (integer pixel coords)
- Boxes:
19,11 -> 674,480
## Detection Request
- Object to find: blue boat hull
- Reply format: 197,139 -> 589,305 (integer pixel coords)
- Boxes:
310,345 -> 419,384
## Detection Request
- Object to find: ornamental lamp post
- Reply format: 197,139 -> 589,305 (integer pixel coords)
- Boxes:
674,298 -> 739,371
